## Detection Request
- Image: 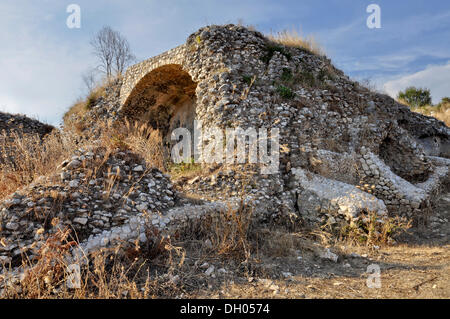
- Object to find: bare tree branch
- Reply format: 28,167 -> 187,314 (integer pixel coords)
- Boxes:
90,26 -> 135,79
81,68 -> 98,93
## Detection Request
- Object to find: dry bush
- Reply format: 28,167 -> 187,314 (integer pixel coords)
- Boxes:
338,212 -> 412,246
179,201 -> 254,263
14,226 -> 77,298
64,85 -> 106,120
122,119 -> 167,171
63,82 -> 109,134
0,116 -> 167,201
1,223 -> 80,298
211,203 -> 254,261
267,28 -> 325,56
434,109 -> 450,126
99,118 -> 167,171
411,102 -> 450,127
0,130 -> 77,200
209,202 -> 253,261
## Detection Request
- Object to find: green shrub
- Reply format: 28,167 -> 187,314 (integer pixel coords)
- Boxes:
242,75 -> 253,85
280,68 -> 293,82
297,69 -> 316,87
397,86 -> 432,107
440,97 -> 450,104
276,85 -> 295,99
261,44 -> 291,64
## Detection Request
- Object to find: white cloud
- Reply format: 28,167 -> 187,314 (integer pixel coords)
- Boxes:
383,62 -> 450,104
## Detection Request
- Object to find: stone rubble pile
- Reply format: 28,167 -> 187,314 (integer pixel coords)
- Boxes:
0,112 -> 53,138
0,112 -> 55,166
0,147 -> 176,266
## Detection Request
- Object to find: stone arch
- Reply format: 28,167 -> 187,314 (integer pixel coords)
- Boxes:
119,44 -> 188,108
120,64 -> 197,160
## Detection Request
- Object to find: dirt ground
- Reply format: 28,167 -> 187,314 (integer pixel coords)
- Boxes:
194,244 -> 449,299
173,193 -> 450,299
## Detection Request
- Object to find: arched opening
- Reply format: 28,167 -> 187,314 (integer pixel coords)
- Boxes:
121,64 -> 197,163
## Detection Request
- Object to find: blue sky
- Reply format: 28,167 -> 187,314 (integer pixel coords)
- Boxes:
0,0 -> 449,125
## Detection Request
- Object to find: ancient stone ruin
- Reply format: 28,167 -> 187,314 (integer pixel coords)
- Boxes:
1,24 -> 449,269
119,24 -> 449,219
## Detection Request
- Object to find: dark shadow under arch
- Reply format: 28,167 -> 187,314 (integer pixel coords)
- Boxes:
121,64 -> 197,156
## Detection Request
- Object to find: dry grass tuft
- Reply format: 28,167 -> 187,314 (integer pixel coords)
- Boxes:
64,85 -> 105,119
63,83 -> 108,133
267,28 -> 325,56
177,200 -> 254,263
15,226 -> 78,298
338,212 -> 412,246
1,221 -> 187,298
0,116 -> 168,201
99,118 -> 167,171
209,202 -> 253,261
0,130 -> 78,200
410,101 -> 450,127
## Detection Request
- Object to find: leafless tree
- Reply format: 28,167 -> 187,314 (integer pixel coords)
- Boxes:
90,26 -> 135,78
90,26 -> 115,78
81,68 -> 98,93
114,36 -> 135,75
